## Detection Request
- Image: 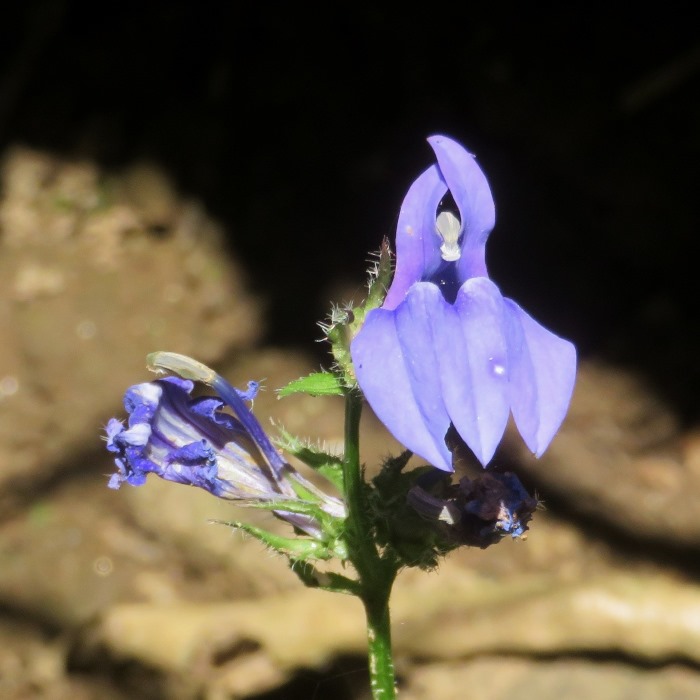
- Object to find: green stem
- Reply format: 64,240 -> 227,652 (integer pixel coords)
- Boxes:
363,574 -> 396,700
342,390 -> 398,699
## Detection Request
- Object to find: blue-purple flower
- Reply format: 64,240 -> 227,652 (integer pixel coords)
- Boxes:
105,354 -> 345,538
351,135 -> 576,472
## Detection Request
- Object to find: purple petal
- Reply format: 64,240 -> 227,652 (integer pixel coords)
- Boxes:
351,285 -> 454,471
107,472 -> 123,490
383,165 -> 447,310
504,299 -> 577,456
105,418 -> 125,452
209,373 -> 287,476
428,135 -> 495,280
439,278 -> 511,466
353,280 -> 515,470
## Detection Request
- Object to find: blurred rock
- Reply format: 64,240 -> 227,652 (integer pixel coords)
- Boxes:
82,541 -> 700,698
0,617 -> 129,700
0,475 -> 204,626
90,590 -> 366,698
401,658 -> 700,700
0,147 -> 262,510
3,148 -> 700,698
4,343 -> 700,697
394,570 -> 700,664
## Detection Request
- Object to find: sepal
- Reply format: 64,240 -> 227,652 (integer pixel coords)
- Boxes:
407,469 -> 539,549
277,371 -> 345,398
360,237 -> 394,314
290,561 -> 361,595
368,449 -> 539,568
369,452 -> 454,570
322,239 -> 393,385
275,427 -> 344,493
217,520 -> 342,562
228,493 -> 348,559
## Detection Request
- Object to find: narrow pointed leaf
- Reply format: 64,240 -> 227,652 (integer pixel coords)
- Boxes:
278,371 -> 345,398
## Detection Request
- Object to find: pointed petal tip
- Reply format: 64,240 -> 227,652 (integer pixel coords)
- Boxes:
429,449 -> 454,473
426,134 -> 474,160
472,443 -> 497,469
425,135 -> 496,257
506,302 -> 577,459
427,134 -> 471,154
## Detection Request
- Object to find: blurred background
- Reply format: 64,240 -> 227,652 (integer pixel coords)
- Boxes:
1,3 -> 699,699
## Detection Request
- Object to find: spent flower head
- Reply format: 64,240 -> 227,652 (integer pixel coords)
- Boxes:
407,468 -> 538,550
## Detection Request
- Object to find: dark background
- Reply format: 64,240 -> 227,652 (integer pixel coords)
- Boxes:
2,2 -> 697,420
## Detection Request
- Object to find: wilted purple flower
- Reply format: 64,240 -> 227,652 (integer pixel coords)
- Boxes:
351,135 -> 576,472
105,355 -> 344,538
408,470 -> 538,548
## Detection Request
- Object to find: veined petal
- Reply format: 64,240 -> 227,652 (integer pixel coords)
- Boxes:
108,378 -> 278,498
383,165 -> 447,310
440,278 -> 511,466
504,299 -> 577,456
351,285 -> 453,471
428,135 -> 495,280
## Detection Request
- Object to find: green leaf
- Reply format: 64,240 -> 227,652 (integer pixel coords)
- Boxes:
275,427 -> 345,492
289,561 -> 361,595
293,449 -> 344,493
230,497 -> 332,520
214,520 -> 336,561
277,371 -> 345,398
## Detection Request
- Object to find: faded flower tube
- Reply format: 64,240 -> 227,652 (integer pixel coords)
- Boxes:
105,353 -> 345,539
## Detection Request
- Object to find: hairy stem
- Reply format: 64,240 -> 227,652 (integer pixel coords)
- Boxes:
342,390 -> 398,699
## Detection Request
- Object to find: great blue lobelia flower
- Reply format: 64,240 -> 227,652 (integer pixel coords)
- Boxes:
105,353 -> 345,538
350,135 -> 576,472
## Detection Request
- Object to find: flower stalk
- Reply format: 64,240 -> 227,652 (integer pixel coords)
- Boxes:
341,388 -> 398,699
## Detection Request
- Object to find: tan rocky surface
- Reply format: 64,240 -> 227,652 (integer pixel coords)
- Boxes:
1,147 -> 699,699
0,148 -> 261,511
